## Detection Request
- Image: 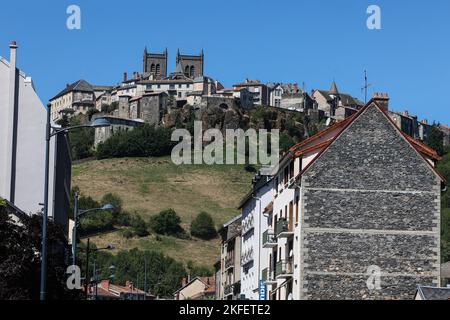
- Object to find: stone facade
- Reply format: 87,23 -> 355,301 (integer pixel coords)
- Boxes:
300,104 -> 441,300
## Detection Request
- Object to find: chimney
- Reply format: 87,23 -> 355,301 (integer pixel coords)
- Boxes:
123,72 -> 127,82
5,41 -> 19,203
101,279 -> 110,291
181,277 -> 187,287
422,119 -> 428,125
372,92 -> 389,111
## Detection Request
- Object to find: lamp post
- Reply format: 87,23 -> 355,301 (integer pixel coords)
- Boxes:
84,241 -> 115,300
40,104 -> 111,301
72,193 -> 114,267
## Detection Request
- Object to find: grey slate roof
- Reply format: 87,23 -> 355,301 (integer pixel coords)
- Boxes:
416,286 -> 450,300
51,79 -> 93,101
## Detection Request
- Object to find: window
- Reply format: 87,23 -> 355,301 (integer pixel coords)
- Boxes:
178,84 -> 182,88
274,177 -> 279,193
156,64 -> 161,75
295,196 -> 299,224
150,64 -> 155,73
284,166 -> 289,185
289,161 -> 294,180
147,84 -> 152,90
190,65 -> 195,77
169,84 -> 175,90
157,85 -> 161,89
178,92 -> 182,98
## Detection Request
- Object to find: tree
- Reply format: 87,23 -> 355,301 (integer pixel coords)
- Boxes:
0,203 -> 83,300
190,212 -> 216,240
427,124 -> 444,156
131,215 -> 149,237
149,209 -> 184,237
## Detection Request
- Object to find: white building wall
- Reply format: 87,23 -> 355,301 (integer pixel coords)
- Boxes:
240,182 -> 272,300
0,48 -> 57,219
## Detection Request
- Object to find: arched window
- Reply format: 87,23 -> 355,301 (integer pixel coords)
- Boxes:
184,65 -> 190,76
190,65 -> 195,77
156,64 -> 161,75
150,64 -> 155,73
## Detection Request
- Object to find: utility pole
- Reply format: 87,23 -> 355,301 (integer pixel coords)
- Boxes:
361,70 -> 372,104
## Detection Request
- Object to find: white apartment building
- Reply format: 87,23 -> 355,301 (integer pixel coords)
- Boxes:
239,170 -> 273,300
0,42 -> 71,231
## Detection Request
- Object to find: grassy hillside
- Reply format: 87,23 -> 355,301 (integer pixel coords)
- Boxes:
72,157 -> 253,267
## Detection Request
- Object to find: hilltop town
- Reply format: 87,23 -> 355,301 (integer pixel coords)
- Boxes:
2,43 -> 450,301
49,47 -> 450,149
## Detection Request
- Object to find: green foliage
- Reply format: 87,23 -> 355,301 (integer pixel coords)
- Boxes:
0,207 -> 82,299
110,249 -> 186,297
130,215 -> 150,237
68,117 -> 95,160
149,209 -> 184,237
71,188 -> 131,236
96,124 -> 175,159
122,229 -> 134,239
101,102 -> 119,114
427,124 -> 445,156
186,260 -> 214,278
190,212 -> 217,240
439,147 -> 450,263
279,132 -> 296,152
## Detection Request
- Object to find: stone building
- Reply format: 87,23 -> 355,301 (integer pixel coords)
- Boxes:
143,47 -> 168,79
312,81 -> 364,118
253,93 -> 444,300
218,215 -> 242,300
93,115 -> 143,146
50,79 -> 113,121
176,49 -> 204,79
233,79 -> 270,106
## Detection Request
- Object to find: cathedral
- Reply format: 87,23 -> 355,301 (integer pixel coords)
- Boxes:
143,47 -> 204,79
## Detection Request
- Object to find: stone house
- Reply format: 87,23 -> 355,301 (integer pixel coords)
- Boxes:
174,277 -> 216,300
233,79 -> 270,106
312,81 -> 364,118
257,93 -> 444,300
218,215 -> 242,300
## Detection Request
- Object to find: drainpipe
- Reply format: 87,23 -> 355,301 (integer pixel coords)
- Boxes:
6,41 -> 19,203
252,195 -> 262,300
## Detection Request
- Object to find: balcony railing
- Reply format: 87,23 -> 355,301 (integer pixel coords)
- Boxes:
276,218 -> 294,238
225,257 -> 234,269
262,268 -> 276,283
224,281 -> 241,297
262,230 -> 277,248
275,260 -> 293,278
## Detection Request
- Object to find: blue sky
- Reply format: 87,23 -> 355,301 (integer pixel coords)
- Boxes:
1,0 -> 449,123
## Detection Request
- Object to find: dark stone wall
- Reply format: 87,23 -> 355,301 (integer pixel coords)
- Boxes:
300,104 -> 441,300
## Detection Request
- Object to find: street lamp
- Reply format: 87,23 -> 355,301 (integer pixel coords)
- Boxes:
72,192 -> 114,267
40,103 -> 111,301
84,241 -> 115,300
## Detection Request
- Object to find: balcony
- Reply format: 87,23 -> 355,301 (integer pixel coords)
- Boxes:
275,260 -> 293,279
225,257 -> 234,270
262,230 -> 277,248
262,268 -> 277,284
224,281 -> 241,297
276,218 -> 294,238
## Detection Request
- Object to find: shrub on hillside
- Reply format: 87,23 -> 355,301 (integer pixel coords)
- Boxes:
190,212 -> 216,240
130,215 -> 149,237
149,209 -> 184,237
96,124 -> 175,159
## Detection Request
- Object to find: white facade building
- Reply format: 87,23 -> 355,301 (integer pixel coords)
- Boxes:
0,42 -> 71,230
239,171 -> 273,300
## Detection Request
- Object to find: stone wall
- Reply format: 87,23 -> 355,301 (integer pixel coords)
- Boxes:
300,104 -> 441,300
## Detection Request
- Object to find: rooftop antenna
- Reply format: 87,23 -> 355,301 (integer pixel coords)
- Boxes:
361,70 -> 372,104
